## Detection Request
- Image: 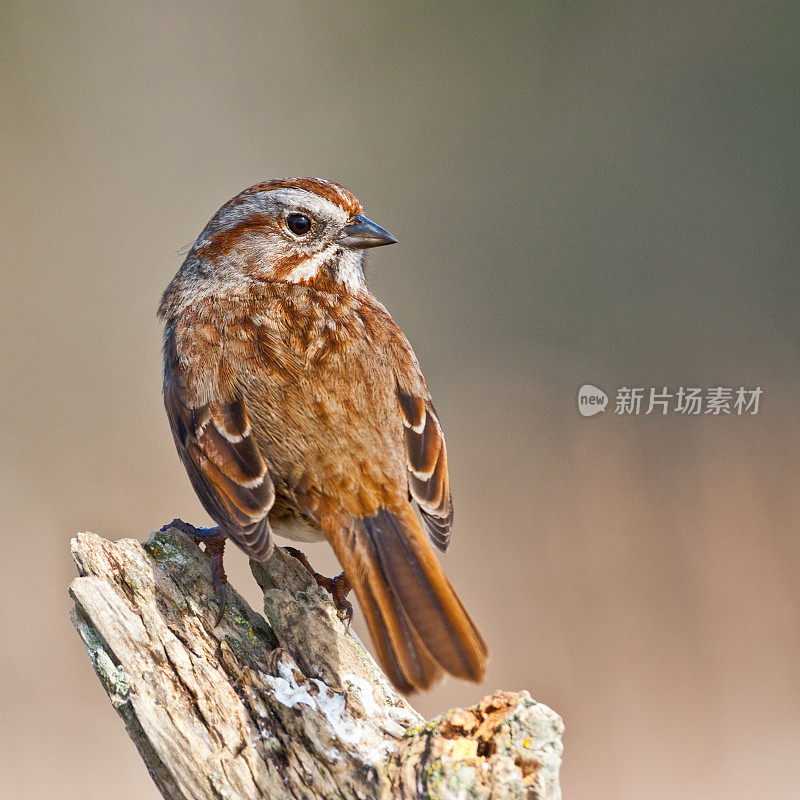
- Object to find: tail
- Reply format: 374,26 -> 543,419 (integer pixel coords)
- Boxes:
323,504 -> 488,693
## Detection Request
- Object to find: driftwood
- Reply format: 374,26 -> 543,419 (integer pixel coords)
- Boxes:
69,526 -> 564,800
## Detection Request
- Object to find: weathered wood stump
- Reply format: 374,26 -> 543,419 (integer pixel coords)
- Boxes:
69,526 -> 563,799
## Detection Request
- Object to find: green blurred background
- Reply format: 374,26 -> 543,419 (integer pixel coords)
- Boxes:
2,2 -> 798,798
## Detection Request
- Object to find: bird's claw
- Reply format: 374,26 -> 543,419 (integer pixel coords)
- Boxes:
160,518 -> 220,541
204,536 -> 228,627
159,519 -> 228,627
285,547 -> 353,631
160,517 -> 192,534
330,572 -> 354,630
211,580 -> 227,628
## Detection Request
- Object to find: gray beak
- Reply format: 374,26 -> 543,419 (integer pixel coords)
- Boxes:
337,213 -> 398,249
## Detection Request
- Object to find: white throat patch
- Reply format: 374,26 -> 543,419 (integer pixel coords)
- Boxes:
334,247 -> 367,294
283,243 -> 366,293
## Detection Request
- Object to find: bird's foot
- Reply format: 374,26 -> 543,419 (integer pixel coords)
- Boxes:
159,519 -> 228,627
160,518 -> 217,539
284,547 -> 354,629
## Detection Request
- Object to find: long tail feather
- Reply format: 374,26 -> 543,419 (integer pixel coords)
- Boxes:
324,505 -> 487,692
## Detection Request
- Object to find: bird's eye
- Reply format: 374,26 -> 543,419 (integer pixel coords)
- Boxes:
286,214 -> 312,235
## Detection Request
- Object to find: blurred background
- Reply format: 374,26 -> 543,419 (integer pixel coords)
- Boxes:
2,2 -> 799,799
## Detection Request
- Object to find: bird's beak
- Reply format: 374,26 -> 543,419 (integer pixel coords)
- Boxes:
337,213 -> 398,249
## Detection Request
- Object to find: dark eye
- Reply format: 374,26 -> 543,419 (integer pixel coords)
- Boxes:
286,214 -> 311,235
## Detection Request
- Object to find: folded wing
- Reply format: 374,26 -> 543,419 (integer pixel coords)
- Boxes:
164,384 -> 275,560
397,390 -> 453,551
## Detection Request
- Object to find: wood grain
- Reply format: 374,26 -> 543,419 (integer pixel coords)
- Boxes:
69,526 -> 563,800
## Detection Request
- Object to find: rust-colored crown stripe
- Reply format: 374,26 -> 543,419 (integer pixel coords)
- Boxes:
237,177 -> 363,215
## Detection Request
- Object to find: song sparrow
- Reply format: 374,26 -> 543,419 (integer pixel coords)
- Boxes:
158,178 -> 487,692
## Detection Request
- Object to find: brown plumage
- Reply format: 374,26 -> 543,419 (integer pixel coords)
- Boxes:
158,178 -> 487,692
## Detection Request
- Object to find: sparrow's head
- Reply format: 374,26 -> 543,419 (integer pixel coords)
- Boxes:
188,178 -> 396,295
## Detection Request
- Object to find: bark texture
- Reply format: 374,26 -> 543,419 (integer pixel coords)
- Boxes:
69,526 -> 564,799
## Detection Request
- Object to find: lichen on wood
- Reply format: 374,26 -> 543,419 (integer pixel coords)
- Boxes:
69,526 -> 563,799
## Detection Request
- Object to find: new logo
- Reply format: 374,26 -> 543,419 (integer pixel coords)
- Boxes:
577,384 -> 608,417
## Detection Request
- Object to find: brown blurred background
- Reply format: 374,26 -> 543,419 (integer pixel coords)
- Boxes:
2,2 -> 799,798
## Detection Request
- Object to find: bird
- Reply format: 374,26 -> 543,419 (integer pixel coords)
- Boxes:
158,177 -> 487,693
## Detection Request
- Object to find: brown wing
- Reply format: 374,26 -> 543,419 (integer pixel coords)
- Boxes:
396,390 -> 453,551
165,383 -> 275,560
